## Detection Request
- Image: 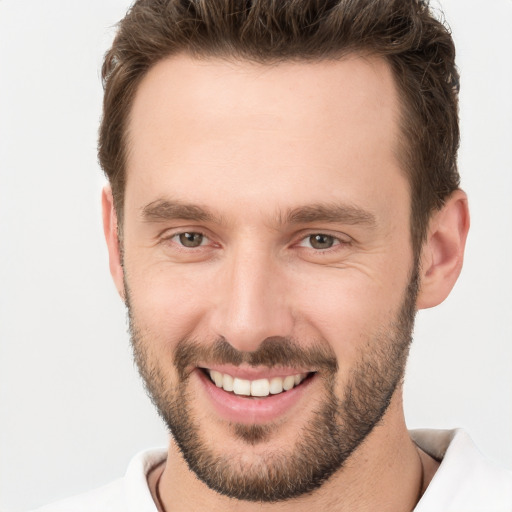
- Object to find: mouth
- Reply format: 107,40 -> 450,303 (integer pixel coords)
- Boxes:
202,368 -> 314,397
196,366 -> 317,424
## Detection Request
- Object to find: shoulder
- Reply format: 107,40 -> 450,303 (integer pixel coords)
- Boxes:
29,479 -> 125,512
28,448 -> 167,512
412,429 -> 512,512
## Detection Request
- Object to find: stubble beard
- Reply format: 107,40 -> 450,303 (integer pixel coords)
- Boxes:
127,269 -> 418,503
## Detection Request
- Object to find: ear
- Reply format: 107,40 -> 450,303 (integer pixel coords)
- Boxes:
416,189 -> 470,310
102,186 -> 125,302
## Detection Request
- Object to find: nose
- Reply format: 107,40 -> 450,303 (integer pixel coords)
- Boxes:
209,244 -> 294,353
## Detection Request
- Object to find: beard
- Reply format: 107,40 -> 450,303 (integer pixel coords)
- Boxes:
127,268 -> 418,503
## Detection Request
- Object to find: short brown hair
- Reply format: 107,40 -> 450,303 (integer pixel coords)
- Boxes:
99,0 -> 460,254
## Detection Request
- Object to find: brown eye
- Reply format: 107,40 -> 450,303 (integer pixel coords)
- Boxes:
178,232 -> 204,247
308,234 -> 336,249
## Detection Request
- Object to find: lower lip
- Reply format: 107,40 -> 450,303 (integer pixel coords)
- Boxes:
196,369 -> 315,424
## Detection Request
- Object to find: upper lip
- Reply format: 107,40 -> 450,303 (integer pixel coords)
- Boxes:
198,364 -> 313,380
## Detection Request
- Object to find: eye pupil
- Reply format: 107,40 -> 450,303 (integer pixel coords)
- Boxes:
310,234 -> 334,249
179,232 -> 203,247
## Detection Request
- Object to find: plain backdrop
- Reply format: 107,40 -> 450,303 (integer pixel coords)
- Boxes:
0,1 -> 511,510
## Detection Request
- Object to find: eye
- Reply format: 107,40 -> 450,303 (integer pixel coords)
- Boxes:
173,232 -> 208,248
300,234 -> 340,250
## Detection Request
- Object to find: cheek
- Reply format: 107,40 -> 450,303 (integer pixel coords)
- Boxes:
125,259 -> 216,349
291,269 -> 408,360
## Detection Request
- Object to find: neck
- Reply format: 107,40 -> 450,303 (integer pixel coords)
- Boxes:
152,391 -> 438,512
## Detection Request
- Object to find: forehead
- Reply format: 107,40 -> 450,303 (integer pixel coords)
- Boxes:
125,53 -> 406,222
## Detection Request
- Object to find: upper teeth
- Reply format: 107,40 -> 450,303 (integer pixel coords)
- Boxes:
208,370 -> 308,397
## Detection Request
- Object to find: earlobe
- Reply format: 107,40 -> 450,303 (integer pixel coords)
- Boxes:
101,186 -> 126,302
416,189 -> 470,310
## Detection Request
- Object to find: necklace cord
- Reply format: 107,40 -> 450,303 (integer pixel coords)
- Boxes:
154,465 -> 167,512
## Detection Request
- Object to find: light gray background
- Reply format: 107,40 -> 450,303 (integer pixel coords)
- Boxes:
0,1 -> 511,511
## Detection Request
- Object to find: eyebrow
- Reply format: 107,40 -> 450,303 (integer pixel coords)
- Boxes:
141,199 -> 221,223
141,199 -> 376,228
284,203 -> 377,227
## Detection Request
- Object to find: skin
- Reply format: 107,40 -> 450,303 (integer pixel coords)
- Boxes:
103,54 -> 469,511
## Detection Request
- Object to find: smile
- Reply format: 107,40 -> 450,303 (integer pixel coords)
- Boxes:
197,366 -> 317,423
206,369 -> 310,397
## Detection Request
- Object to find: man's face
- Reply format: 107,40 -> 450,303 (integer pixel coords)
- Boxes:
120,54 -> 416,501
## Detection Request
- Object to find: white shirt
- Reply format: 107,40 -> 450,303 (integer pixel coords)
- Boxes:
31,429 -> 512,511
412,429 -> 512,511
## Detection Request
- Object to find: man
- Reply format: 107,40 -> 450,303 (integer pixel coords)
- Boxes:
32,0 -> 511,510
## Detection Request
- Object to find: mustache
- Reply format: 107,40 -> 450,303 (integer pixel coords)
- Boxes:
173,336 -> 338,379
